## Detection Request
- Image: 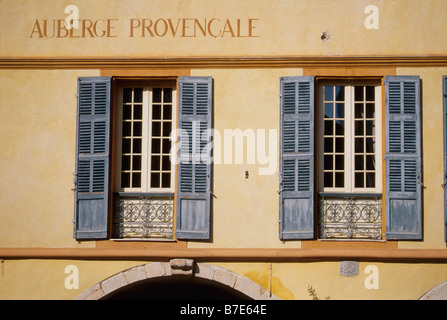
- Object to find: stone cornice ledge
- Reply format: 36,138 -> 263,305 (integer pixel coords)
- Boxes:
1,55 -> 447,69
1,247 -> 447,263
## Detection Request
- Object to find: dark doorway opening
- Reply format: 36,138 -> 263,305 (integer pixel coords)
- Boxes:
101,276 -> 252,300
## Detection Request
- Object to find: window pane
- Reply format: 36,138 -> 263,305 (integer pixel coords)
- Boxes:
134,88 -> 143,103
121,155 -> 130,170
355,155 -> 364,170
163,105 -> 172,120
123,106 -> 131,120
366,155 -> 375,170
335,86 -> 344,101
335,172 -> 344,187
162,173 -> 171,188
122,138 -> 131,153
335,155 -> 344,170
152,105 -> 161,120
335,137 -> 344,153
132,173 -> 141,188
133,138 -> 142,153
162,156 -> 171,170
121,172 -> 130,188
355,120 -> 364,135
153,88 -> 162,103
133,121 -> 142,136
122,122 -> 131,136
355,86 -> 363,101
151,173 -> 160,188
366,138 -> 375,153
355,172 -> 364,188
355,103 -> 364,118
324,103 -> 334,118
366,172 -> 375,188
324,172 -> 333,188
123,88 -> 132,103
324,86 -> 333,101
365,86 -> 375,101
132,155 -> 141,170
335,120 -> 344,135
133,105 -> 142,120
324,155 -> 333,170
118,86 -> 150,192
119,86 -> 175,192
162,139 -> 171,153
151,139 -> 161,153
151,155 -> 160,170
355,138 -> 364,153
324,120 -> 333,135
152,122 -> 161,137
335,103 -> 344,118
366,103 -> 375,118
163,88 -> 173,103
320,84 -> 379,193
163,122 -> 172,137
324,137 -> 333,153
366,120 -> 374,136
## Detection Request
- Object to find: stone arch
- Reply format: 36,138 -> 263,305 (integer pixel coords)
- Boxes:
76,260 -> 280,300
419,281 -> 447,300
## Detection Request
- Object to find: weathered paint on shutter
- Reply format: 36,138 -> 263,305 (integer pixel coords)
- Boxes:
384,76 -> 422,240
279,76 -> 315,240
175,76 -> 213,240
74,77 -> 111,240
444,75 -> 447,242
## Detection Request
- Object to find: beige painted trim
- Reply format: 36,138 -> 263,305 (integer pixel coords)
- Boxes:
1,247 -> 447,262
102,68 -> 190,77
1,55 -> 447,69
304,67 -> 396,77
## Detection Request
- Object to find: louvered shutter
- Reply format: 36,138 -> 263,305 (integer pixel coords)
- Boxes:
384,76 -> 422,240
176,76 -> 213,240
443,75 -> 447,242
279,76 -> 315,240
74,77 -> 111,240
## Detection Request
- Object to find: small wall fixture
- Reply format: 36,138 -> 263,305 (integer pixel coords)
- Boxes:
321,30 -> 331,42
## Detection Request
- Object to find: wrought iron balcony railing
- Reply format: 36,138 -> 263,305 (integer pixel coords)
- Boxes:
319,193 -> 383,240
113,193 -> 174,240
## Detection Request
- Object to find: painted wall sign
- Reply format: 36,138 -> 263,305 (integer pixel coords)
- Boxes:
29,17 -> 260,39
2,0 -> 446,59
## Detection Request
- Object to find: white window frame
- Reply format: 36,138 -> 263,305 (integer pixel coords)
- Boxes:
318,80 -> 382,194
114,82 -> 177,194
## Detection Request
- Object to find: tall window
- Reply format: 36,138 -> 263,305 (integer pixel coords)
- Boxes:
115,82 -> 176,193
318,81 -> 382,194
278,76 -> 421,241
317,80 -> 383,240
74,76 -> 213,241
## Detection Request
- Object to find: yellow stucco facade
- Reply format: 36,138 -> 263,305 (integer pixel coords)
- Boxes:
1,0 -> 447,302
2,0 -> 447,57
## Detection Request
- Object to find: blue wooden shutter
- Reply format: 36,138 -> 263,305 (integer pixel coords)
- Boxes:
74,77 -> 111,240
384,76 -> 422,240
444,75 -> 447,242
279,76 -> 315,240
176,76 -> 213,240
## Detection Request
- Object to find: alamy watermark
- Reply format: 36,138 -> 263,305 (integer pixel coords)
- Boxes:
64,5 -> 79,30
364,265 -> 380,289
64,265 -> 79,290
170,127 -> 278,176
364,5 -> 379,30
